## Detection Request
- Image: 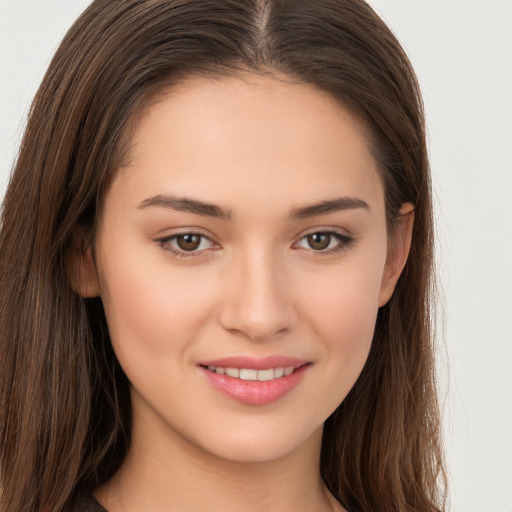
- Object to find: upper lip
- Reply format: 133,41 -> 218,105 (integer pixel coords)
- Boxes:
198,355 -> 310,370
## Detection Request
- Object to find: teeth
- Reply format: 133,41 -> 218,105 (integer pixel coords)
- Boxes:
225,367 -> 240,378
240,369 -> 258,380
274,367 -> 284,378
207,365 -> 296,381
257,368 -> 275,381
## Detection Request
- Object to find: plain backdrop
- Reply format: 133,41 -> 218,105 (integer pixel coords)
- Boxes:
1,2 -> 511,511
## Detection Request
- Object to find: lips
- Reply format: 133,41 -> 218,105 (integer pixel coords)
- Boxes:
198,356 -> 310,405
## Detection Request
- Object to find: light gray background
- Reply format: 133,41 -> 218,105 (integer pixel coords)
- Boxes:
1,2 -> 511,511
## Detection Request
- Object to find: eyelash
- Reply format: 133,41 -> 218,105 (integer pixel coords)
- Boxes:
157,232 -> 217,259
293,230 -> 355,255
156,230 -> 355,259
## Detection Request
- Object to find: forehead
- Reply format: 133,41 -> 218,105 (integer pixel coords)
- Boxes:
112,74 -> 383,215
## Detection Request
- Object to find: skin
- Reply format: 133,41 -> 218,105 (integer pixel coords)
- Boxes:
76,74 -> 413,512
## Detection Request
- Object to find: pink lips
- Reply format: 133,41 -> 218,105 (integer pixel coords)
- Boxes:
198,356 -> 310,406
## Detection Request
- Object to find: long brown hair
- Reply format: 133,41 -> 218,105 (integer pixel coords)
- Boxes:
0,1 -> 445,511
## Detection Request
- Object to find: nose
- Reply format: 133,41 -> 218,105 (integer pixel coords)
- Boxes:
218,248 -> 297,341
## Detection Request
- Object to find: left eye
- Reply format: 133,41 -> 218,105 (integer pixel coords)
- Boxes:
161,233 -> 215,253
296,231 -> 350,252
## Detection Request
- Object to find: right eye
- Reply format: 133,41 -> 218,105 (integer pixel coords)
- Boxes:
158,233 -> 217,257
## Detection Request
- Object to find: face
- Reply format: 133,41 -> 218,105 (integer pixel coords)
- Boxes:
78,74 -> 411,464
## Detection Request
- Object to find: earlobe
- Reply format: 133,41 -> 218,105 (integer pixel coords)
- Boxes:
68,234 -> 101,298
378,203 -> 415,307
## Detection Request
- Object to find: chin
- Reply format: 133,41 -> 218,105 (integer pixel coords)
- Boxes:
194,421 -> 324,465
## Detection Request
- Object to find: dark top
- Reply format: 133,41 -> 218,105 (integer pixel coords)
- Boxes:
73,493 -> 108,512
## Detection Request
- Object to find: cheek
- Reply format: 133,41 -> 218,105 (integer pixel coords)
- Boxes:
323,284 -> 378,366
306,255 -> 383,336
97,254 -> 216,373
304,259 -> 384,390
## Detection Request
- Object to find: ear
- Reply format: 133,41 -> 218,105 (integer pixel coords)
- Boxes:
68,231 -> 101,298
378,203 -> 415,307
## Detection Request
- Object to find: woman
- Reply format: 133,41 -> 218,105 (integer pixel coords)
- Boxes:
0,1 -> 446,511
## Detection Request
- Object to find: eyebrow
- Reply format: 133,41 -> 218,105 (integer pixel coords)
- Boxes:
138,194 -> 231,220
137,194 -> 369,220
291,197 -> 370,219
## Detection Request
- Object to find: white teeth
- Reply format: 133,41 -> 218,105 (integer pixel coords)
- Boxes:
225,367 -> 240,378
240,369 -> 258,381
207,365 -> 298,381
257,368 -> 275,381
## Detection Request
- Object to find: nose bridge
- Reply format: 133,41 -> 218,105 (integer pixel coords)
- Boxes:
219,243 -> 295,340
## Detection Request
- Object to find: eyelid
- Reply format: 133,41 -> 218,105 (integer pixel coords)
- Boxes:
294,224 -> 354,238
155,230 -> 220,258
292,227 -> 355,254
154,226 -> 355,259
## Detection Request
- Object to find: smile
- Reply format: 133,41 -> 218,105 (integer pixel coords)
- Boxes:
205,366 -> 295,381
199,358 -> 311,405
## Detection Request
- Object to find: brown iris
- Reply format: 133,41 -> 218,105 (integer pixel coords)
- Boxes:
176,234 -> 201,251
307,233 -> 332,251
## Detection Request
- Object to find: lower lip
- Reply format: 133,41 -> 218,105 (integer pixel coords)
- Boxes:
200,365 -> 310,405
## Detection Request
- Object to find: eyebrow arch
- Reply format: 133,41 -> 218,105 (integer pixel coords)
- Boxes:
291,197 -> 370,219
138,194 -> 231,220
